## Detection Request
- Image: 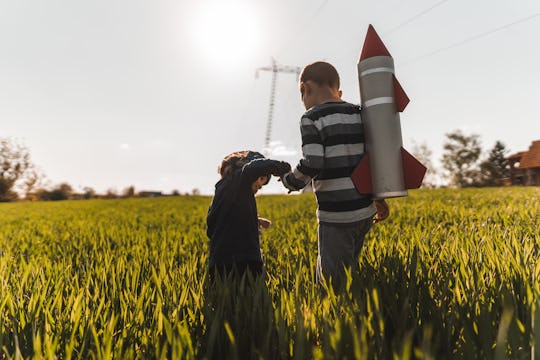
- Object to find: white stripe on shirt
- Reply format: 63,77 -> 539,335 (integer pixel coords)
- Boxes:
317,203 -> 377,223
325,143 -> 364,158
303,113 -> 362,130
302,143 -> 324,157
313,177 -> 355,192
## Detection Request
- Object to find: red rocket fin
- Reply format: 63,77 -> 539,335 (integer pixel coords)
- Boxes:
401,147 -> 427,189
393,75 -> 409,112
360,24 -> 391,61
351,154 -> 372,194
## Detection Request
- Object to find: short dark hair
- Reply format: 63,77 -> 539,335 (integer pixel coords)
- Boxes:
300,61 -> 340,88
218,150 -> 265,178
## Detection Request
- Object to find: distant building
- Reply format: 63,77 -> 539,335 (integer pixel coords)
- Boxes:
508,140 -> 540,186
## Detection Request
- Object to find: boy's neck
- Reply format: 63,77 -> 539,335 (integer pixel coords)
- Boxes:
313,88 -> 342,106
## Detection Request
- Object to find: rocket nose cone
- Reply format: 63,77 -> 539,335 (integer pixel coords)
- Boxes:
359,24 -> 391,61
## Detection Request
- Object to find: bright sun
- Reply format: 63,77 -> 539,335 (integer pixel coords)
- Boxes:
190,1 -> 262,68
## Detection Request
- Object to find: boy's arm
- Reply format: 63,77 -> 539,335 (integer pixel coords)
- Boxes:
282,117 -> 324,191
241,158 -> 291,184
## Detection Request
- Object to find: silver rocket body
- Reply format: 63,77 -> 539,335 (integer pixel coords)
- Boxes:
358,56 -> 407,199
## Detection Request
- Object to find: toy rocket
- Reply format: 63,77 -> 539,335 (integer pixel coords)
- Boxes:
351,24 -> 427,199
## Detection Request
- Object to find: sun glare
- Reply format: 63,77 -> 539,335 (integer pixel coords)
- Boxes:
190,1 -> 262,69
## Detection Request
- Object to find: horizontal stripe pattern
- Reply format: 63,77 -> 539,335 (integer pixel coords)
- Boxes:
360,67 -> 394,77
364,97 -> 393,108
315,188 -> 370,203
283,102 -> 373,223
318,203 -> 377,224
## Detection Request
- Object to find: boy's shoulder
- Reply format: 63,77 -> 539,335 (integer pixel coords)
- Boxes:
303,101 -> 361,122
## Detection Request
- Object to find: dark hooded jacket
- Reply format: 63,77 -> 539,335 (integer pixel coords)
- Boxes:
206,158 -> 290,267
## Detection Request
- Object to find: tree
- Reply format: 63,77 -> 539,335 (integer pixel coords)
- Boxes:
23,168 -> 42,200
441,130 -> 482,188
479,141 -> 510,186
122,185 -> 136,198
103,188 -> 118,199
38,183 -> 73,201
412,141 -> 437,188
0,138 -> 39,201
83,187 -> 97,199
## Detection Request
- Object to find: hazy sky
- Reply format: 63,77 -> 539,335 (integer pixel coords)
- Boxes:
1,0 -> 539,194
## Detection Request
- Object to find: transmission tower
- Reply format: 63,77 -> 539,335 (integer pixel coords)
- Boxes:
256,58 -> 301,154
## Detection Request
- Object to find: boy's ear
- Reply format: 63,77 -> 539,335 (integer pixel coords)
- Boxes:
300,81 -> 313,97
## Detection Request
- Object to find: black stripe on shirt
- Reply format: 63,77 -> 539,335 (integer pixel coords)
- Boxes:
304,103 -> 361,121
302,134 -> 323,145
317,166 -> 356,180
318,197 -> 373,212
325,133 -> 365,147
320,123 -> 364,141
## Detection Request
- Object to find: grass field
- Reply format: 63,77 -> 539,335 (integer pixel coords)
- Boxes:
0,187 -> 539,359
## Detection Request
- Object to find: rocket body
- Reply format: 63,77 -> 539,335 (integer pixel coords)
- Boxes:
351,25 -> 426,199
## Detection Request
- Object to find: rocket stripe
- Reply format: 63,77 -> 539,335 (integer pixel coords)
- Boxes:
364,97 -> 394,108
360,67 -> 394,77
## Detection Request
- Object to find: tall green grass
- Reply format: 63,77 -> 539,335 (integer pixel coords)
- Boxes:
0,187 -> 538,359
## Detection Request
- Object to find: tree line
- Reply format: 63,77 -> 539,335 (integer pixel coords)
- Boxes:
0,132 -> 515,202
0,138 -> 202,202
414,129 -> 511,188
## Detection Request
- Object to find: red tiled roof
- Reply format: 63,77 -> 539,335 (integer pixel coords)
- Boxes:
519,140 -> 540,169
508,151 -> 525,160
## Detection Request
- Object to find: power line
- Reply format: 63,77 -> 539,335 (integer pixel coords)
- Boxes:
335,0 -> 450,63
402,12 -> 540,66
382,0 -> 449,36
275,0 -> 329,58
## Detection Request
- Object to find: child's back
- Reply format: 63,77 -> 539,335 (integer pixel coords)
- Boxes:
206,151 -> 290,279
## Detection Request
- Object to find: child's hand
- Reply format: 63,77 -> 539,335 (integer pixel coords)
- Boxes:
373,199 -> 389,224
258,217 -> 272,234
273,161 -> 291,176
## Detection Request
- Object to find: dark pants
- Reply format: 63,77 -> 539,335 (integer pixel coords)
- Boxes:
317,217 -> 373,286
208,261 -> 264,282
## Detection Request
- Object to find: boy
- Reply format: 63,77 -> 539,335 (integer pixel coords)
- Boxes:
207,150 -> 291,279
281,61 -> 389,286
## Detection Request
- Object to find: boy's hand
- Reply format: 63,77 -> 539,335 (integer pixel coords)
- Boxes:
373,199 -> 389,224
258,217 -> 272,234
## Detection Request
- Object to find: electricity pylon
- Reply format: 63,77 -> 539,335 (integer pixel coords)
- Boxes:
256,58 -> 301,154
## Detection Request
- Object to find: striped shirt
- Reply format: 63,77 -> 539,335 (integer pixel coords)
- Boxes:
283,101 -> 376,223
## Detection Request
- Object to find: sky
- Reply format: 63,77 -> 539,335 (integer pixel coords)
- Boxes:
1,0 -> 539,195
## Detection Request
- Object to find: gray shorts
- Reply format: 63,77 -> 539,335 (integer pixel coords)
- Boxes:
316,217 -> 373,285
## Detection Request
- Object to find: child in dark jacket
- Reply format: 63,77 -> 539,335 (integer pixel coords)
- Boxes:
206,150 -> 291,279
